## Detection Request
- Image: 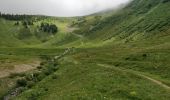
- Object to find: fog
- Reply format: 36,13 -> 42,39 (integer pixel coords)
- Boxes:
0,0 -> 132,17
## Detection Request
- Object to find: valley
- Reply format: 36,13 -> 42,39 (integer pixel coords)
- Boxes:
0,0 -> 170,99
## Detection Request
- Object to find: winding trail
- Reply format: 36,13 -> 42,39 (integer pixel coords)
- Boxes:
97,64 -> 170,90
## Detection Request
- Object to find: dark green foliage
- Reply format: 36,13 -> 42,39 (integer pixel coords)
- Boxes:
14,21 -> 19,25
17,59 -> 59,88
162,0 -> 170,3
22,21 -> 27,26
51,74 -> 57,79
50,24 -> 58,33
0,13 -> 33,21
40,23 -> 58,34
22,20 -> 33,26
17,79 -> 27,87
37,66 -> 43,70
43,63 -> 59,76
142,54 -> 147,57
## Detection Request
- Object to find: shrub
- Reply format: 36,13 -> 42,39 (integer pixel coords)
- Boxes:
125,57 -> 130,60
37,73 -> 46,81
37,66 -> 42,70
53,62 -> 59,67
51,74 -> 57,79
142,54 -> 147,57
17,78 -> 27,87
44,88 -> 49,91
40,62 -> 46,66
44,70 -> 51,76
14,21 -> 19,25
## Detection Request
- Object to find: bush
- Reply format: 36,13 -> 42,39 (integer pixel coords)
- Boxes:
42,64 -> 58,76
44,70 -> 51,76
142,54 -> 147,57
51,74 -> 58,79
37,66 -> 43,70
37,73 -> 46,81
17,78 -> 27,87
53,62 -> 59,67
14,21 -> 19,25
40,62 -> 46,66
44,88 -> 49,91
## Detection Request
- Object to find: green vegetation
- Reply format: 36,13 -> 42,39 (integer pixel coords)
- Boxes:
0,0 -> 170,99
40,22 -> 58,34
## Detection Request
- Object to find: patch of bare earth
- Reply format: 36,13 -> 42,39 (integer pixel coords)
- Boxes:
0,61 -> 40,78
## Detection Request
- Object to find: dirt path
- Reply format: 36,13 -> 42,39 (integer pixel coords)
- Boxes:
97,64 -> 170,90
0,61 -> 40,78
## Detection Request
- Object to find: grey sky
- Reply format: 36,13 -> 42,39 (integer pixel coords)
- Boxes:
0,0 -> 132,17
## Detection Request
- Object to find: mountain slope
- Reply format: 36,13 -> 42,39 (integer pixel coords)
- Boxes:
11,0 -> 170,100
65,0 -> 170,47
0,17 -> 77,47
0,0 -> 170,48
0,18 -> 24,47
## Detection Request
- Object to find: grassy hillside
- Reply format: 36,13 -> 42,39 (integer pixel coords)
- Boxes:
0,0 -> 170,99
65,0 -> 170,47
15,36 -> 170,100
0,18 -> 24,47
0,0 -> 170,48
0,16 -> 78,47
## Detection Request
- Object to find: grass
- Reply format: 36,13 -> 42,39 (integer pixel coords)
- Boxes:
15,63 -> 170,100
13,34 -> 170,99
0,16 -> 78,48
0,0 -> 170,99
0,48 -> 64,98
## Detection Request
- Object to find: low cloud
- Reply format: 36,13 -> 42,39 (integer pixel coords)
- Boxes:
0,0 -> 132,17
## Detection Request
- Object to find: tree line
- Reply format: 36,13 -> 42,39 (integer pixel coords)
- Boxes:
0,12 -> 33,21
0,12 -> 58,34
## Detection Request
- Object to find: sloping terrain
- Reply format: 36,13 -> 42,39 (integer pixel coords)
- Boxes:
0,0 -> 170,48
64,0 -> 170,47
0,17 -> 77,47
0,0 -> 170,99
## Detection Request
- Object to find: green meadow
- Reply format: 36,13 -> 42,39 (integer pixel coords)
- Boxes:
0,0 -> 170,99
